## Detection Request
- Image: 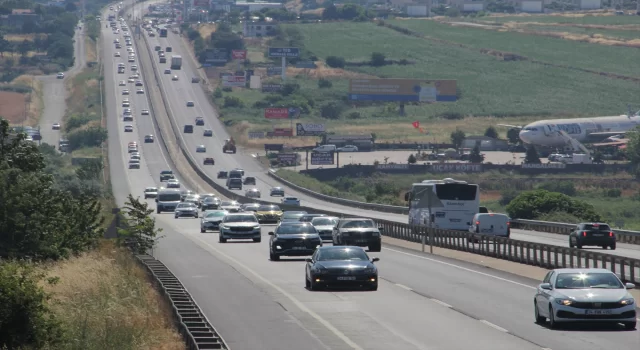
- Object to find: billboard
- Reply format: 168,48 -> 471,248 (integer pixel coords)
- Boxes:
296,123 -> 325,136
264,107 -> 300,119
204,48 -> 227,65
262,83 -> 282,93
222,75 -> 246,87
248,131 -> 264,139
310,152 -> 334,165
268,47 -> 300,58
272,128 -> 293,137
231,50 -> 247,60
348,79 -> 457,102
191,0 -> 210,7
277,153 -> 297,165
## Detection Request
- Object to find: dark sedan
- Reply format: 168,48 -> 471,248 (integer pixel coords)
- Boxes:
280,211 -> 308,223
269,222 -> 322,261
299,214 -> 327,223
305,246 -> 379,291
569,222 -> 616,250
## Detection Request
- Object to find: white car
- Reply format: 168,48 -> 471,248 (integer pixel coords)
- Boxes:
196,145 -> 206,153
122,100 -> 130,107
245,188 -> 261,198
56,72 -> 64,79
122,89 -> 129,95
124,124 -> 133,132
128,57 -> 135,63
137,89 -> 144,94
114,52 -> 121,57
127,47 -> 134,53
281,197 -> 300,206
128,159 -> 140,169
337,145 -> 358,152
172,75 -> 179,81
119,80 -> 126,86
52,123 -> 61,130
131,65 -> 138,71
166,179 -> 181,188
130,153 -> 141,160
128,78 -> 135,83
534,268 -> 636,330
141,109 -> 149,115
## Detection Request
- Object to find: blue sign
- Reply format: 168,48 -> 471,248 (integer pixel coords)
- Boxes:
267,66 -> 282,76
288,107 -> 300,119
268,47 -> 300,58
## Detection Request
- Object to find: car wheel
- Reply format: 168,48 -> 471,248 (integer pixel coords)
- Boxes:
548,306 -> 558,329
576,241 -> 583,249
174,215 -> 178,219
200,228 -> 206,233
194,214 -> 199,218
309,276 -> 319,291
369,242 -> 381,252
368,282 -> 378,291
270,251 -> 280,261
534,301 -> 545,324
569,238 -> 574,248
157,208 -> 161,214
253,237 -> 261,243
219,236 -> 227,243
623,321 -> 636,330
305,276 -> 311,289
610,243 -> 616,250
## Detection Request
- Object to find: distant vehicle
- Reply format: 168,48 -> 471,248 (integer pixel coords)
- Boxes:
468,213 -> 511,243
164,69 -> 171,74
124,124 -> 133,132
196,145 -> 206,153
201,196 -> 221,211
200,210 -> 227,232
218,212 -> 262,243
311,216 -> 339,241
195,117 -> 204,125
52,123 -> 61,130
332,218 -> 382,252
114,52 -> 121,57
171,55 -> 182,70
222,138 -> 236,154
337,145 -> 358,152
299,214 -> 327,223
166,46 -> 172,52
136,89 -> 144,94
122,89 -> 129,95
135,80 -> 143,86
217,171 -> 228,179
144,187 -> 158,199
183,125 -> 193,133
159,28 -> 167,37
159,57 -> 166,63
534,268 -> 636,329
166,179 -> 180,189
243,176 -> 256,185
203,157 -> 214,165
144,135 -> 154,143
192,77 -> 200,83
270,187 -> 285,197
313,144 -> 336,153
281,197 -> 300,206
269,222 -> 322,261
219,200 -> 241,213
245,188 -> 261,198
128,159 -> 140,169
569,223 -> 616,250
186,101 -> 194,107
56,72 -> 64,79
305,246 -> 379,291
227,178 -> 242,190
174,202 -> 198,219
254,204 -> 283,223
159,170 -> 174,182
119,80 -> 126,86
172,75 -> 179,81
141,109 -> 149,115
203,129 -> 213,137
280,211 -> 308,223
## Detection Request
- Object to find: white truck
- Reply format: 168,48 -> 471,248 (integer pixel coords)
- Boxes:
170,55 -> 182,70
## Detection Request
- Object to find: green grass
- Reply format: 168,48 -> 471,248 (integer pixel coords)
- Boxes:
522,24 -> 640,40
386,19 -> 640,78
71,146 -> 102,158
285,22 -> 639,116
469,14 -> 640,25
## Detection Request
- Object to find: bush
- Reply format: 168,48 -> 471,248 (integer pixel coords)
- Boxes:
320,102 -> 342,119
65,113 -> 96,133
506,189 -> 601,222
318,78 -> 332,88
0,262 -> 65,349
213,88 -> 223,98
223,96 -> 244,108
536,181 -> 576,196
325,56 -> 345,68
604,188 -> 622,198
67,127 -> 108,150
499,189 -> 518,206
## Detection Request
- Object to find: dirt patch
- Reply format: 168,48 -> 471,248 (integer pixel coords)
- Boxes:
197,23 -> 216,40
503,27 -> 640,48
252,61 -> 376,79
4,33 -> 37,42
230,121 -> 317,149
85,37 -> 97,62
12,75 -> 43,126
0,91 -> 27,124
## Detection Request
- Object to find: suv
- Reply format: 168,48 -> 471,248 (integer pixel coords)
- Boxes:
569,223 -> 616,250
227,178 -> 242,190
332,218 -> 382,252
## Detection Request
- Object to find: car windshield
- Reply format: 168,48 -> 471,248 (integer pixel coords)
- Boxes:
258,205 -> 281,211
276,224 -> 318,234
583,224 -> 611,231
158,193 -> 181,201
220,201 -> 238,207
312,217 -> 337,226
300,215 -> 325,222
341,220 -> 375,229
317,248 -> 369,261
205,211 -> 226,218
145,188 -> 157,192
224,215 -> 257,223
204,197 -> 217,203
177,203 -> 195,209
282,212 -> 307,220
555,273 -> 624,289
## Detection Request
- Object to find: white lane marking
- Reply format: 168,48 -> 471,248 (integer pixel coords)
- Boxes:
479,319 -> 508,333
541,348 -> 552,350
383,247 -> 536,290
430,298 -> 452,308
252,153 -> 257,158
395,283 -> 412,291
189,234 -> 363,350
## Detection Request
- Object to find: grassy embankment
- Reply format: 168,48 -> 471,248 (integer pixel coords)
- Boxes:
206,17 -> 640,147
276,169 -> 640,230
36,17 -> 185,349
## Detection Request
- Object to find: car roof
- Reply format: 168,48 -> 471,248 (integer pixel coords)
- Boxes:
278,221 -> 313,226
340,218 -> 372,221
551,268 -> 613,274
317,246 -> 365,252
225,212 -> 254,216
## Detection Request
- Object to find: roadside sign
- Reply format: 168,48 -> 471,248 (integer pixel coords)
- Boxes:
264,107 -> 300,119
222,75 -> 246,87
268,47 -> 300,58
231,50 -> 247,60
310,152 -> 334,165
296,123 -> 324,136
262,83 -> 282,93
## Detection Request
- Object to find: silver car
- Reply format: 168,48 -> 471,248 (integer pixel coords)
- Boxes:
219,213 -> 261,243
174,202 -> 199,219
144,187 -> 158,199
219,200 -> 242,213
534,268 -> 636,330
310,216 -> 338,241
200,210 -> 228,232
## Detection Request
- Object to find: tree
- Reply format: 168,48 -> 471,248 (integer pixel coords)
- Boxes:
210,30 -> 244,52
322,4 -> 340,20
18,39 -> 31,57
370,52 -> 386,67
325,55 -> 345,68
524,145 -> 541,164
484,126 -> 498,139
469,144 -> 484,163
450,129 -> 466,149
625,125 -> 640,176
408,154 -> 417,164
506,189 -> 601,222
118,194 -> 163,254
506,128 -> 520,144
0,262 -> 65,349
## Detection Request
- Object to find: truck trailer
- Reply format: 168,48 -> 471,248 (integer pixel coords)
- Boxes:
170,55 -> 182,70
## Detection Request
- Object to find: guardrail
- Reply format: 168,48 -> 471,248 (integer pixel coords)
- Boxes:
135,255 -> 229,349
132,17 -> 640,287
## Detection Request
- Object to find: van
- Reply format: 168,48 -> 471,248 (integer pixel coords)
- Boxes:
468,213 -> 510,242
312,144 -> 336,153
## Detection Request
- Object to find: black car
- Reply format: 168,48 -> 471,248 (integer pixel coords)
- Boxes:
305,246 -> 379,291
569,222 -> 616,250
203,157 -> 215,165
195,117 -> 204,126
269,222 -> 322,261
243,176 -> 256,185
200,196 -> 220,210
184,124 -> 193,133
299,214 -> 327,223
217,171 -> 228,179
332,218 -> 382,252
270,187 -> 285,196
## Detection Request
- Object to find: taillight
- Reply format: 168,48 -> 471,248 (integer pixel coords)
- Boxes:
506,222 -> 510,226
476,221 -> 480,225
609,231 -> 614,237
583,231 -> 587,237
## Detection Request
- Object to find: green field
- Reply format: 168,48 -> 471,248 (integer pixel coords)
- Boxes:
386,19 -> 640,78
466,14 -> 640,25
522,24 -> 640,40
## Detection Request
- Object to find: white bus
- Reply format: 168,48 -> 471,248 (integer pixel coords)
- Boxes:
404,178 -> 481,231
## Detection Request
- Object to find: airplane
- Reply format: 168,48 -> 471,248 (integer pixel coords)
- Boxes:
499,106 -> 640,147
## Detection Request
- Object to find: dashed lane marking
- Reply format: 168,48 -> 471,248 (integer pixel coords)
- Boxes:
479,319 -> 509,333
395,283 -> 412,291
430,298 -> 453,308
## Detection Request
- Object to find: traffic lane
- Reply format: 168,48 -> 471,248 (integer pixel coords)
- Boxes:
378,245 -> 640,350
159,218 -> 543,350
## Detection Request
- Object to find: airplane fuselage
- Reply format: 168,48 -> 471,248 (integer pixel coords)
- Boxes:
518,115 -> 640,147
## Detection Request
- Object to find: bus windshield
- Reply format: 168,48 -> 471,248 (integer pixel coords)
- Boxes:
435,184 -> 477,201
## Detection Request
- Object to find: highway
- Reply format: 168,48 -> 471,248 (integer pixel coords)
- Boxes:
101,3 -> 640,349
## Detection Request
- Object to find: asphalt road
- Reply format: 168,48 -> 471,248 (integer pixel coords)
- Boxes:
136,19 -> 640,263
38,24 -> 86,146
100,3 -> 640,350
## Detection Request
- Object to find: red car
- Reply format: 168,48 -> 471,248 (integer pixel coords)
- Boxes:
203,157 -> 215,165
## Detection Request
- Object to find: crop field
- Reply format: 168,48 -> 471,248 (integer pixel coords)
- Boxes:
520,24 -> 640,40
386,19 -> 640,78
465,13 -> 640,25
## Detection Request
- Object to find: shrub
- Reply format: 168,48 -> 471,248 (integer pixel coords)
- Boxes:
325,56 -> 345,68
223,96 -> 244,108
67,127 -> 107,150
318,78 -> 332,88
499,189 -> 518,206
65,113 -> 95,133
536,181 -> 576,196
506,189 -> 601,222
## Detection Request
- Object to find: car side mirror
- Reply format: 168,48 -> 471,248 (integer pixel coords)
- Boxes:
371,257 -> 380,263
268,232 -> 274,235
305,258 -> 312,263
539,283 -> 552,290
378,226 -> 384,232
625,282 -> 635,289
404,192 -> 410,201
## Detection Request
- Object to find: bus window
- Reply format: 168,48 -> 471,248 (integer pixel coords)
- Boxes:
435,184 -> 477,200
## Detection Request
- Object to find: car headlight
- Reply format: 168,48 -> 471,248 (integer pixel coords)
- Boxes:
253,225 -> 261,230
555,299 -> 573,306
364,267 -> 376,273
314,267 -> 329,274
620,298 -> 635,306
219,225 -> 228,230
372,232 -> 380,236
